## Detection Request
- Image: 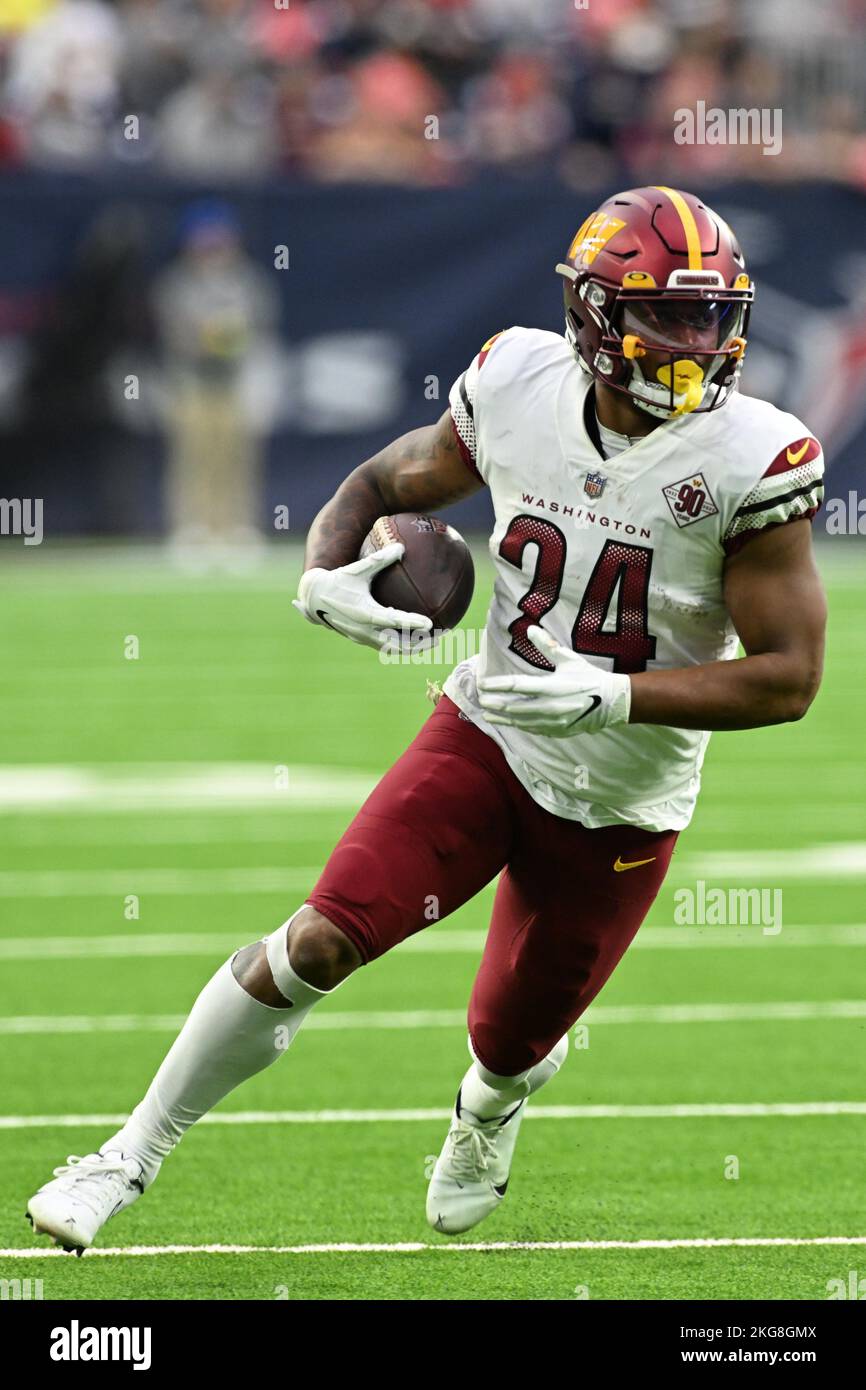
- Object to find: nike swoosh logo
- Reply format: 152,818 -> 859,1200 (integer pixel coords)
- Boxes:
613,855 -> 657,873
786,441 -> 810,466
316,609 -> 339,631
570,695 -> 602,725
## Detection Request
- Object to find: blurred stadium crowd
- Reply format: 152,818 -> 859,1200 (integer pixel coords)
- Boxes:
1,0 -> 865,187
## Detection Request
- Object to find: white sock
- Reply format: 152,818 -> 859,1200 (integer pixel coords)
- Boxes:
458,1035 -> 569,1125
102,918 -> 330,1181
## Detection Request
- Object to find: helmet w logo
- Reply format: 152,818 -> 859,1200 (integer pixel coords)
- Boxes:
568,213 -> 626,266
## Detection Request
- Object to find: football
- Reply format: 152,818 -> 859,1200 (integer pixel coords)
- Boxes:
360,512 -> 475,634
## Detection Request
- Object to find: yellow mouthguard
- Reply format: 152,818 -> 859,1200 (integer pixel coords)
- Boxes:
656,358 -> 705,415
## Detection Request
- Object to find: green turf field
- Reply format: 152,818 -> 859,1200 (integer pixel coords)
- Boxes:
1,540 -> 864,1301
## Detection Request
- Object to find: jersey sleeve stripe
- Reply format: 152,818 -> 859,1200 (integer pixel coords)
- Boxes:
733,478 -> 824,519
723,485 -> 823,552
449,368 -> 478,454
723,509 -> 820,555
448,342 -> 493,482
731,456 -> 823,509
449,413 -> 483,480
458,374 -> 475,422
723,443 -> 824,548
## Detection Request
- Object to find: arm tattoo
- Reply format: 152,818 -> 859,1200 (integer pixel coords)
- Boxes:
303,413 -> 479,571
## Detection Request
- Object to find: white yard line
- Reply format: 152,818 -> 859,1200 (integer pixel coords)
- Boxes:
2,924 -> 866,961
2,1101 -> 865,1130
0,764 -> 863,892
629,924 -> 866,949
0,867 -> 323,897
3,807 -> 865,847
0,765 -> 376,814
1,1235 -> 865,1258
0,1009 -> 463,1035
1,999 -> 865,1036
1,846 -> 865,896
0,817 -> 348,848
687,845 -> 866,878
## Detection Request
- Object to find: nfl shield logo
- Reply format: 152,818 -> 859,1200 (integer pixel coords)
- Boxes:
584,470 -> 607,500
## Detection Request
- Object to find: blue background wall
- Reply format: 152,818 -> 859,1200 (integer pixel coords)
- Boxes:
0,173 -> 862,534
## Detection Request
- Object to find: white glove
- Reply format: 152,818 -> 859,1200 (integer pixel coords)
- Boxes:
292,542 -> 433,651
477,625 -> 631,737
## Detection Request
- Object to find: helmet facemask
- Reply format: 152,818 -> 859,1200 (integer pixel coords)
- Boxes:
611,292 -> 748,419
560,268 -> 752,421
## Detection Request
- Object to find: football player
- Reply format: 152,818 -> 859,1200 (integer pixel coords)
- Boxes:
28,187 -> 826,1249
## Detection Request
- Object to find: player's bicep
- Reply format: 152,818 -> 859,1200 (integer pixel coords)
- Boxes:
723,520 -> 826,681
372,408 -> 484,513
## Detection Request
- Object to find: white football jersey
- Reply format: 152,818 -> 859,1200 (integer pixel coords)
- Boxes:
444,327 -> 824,831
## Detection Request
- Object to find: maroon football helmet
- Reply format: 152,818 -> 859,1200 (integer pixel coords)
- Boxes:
555,186 -> 754,419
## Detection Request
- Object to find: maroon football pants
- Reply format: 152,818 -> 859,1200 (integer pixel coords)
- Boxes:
307,697 -> 677,1075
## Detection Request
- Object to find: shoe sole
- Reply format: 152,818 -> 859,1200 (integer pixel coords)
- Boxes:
25,1206 -> 87,1256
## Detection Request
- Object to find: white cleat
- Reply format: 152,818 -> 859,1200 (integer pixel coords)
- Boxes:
426,1092 -> 526,1235
26,1152 -> 145,1255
